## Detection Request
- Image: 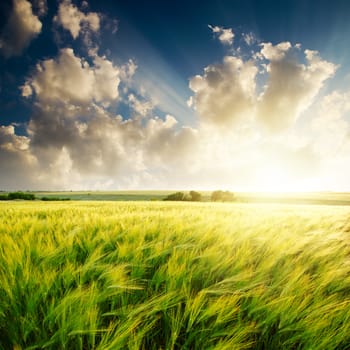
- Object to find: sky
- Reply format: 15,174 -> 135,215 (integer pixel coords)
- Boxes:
1,0 -> 350,191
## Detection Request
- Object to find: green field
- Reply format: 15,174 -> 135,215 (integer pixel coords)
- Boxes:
1,201 -> 350,349
3,190 -> 350,206
31,191 -> 174,201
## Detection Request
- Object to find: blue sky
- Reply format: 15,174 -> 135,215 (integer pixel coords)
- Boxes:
1,0 -> 350,191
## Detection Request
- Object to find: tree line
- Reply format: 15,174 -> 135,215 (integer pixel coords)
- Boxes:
0,192 -> 70,201
0,192 -> 36,200
0,191 -> 234,202
163,190 -> 235,202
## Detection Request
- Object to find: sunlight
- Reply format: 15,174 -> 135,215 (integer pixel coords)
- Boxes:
258,165 -> 294,193
251,163 -> 316,193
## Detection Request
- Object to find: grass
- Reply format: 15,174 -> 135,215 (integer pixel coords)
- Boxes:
31,191 -> 174,201
27,190 -> 350,205
0,201 -> 350,349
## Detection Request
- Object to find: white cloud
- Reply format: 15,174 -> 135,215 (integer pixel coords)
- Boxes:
182,38 -> 349,191
0,125 -> 30,152
20,84 -> 33,98
311,91 -> 350,157
128,94 -> 154,117
208,25 -> 234,45
257,43 -> 337,131
92,55 -> 122,103
189,41 -> 336,132
21,102 -> 199,189
189,56 -> 258,126
0,0 -> 42,57
260,42 -> 292,61
242,32 -> 256,46
0,43 -> 199,190
0,125 -> 38,190
22,48 -> 135,106
1,15 -> 348,192
54,0 -> 100,39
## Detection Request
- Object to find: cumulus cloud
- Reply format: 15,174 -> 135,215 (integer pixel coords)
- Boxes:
22,48 -> 135,106
208,25 -> 234,45
128,94 -> 154,117
182,36 -> 348,190
0,125 -> 38,190
0,11 -> 346,192
0,0 -> 42,57
142,115 -> 198,166
260,42 -> 292,61
0,125 -> 30,152
189,41 -> 336,132
21,102 -> 198,189
54,0 -> 100,39
257,43 -> 337,131
0,45 -> 199,190
189,56 -> 258,126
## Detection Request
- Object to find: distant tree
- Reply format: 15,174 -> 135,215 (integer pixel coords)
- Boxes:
163,192 -> 187,201
164,191 -> 203,202
8,192 -> 35,200
211,190 -> 235,202
222,191 -> 235,201
189,190 -> 202,202
41,197 -> 71,201
211,190 -> 223,202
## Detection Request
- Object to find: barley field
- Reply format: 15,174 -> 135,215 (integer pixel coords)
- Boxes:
1,201 -> 350,349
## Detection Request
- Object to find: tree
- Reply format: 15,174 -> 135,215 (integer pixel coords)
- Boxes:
211,190 -> 235,202
164,191 -> 203,202
163,192 -> 187,201
189,190 -> 202,202
211,190 -> 223,202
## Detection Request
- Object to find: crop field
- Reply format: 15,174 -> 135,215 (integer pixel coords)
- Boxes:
31,191 -> 174,202
24,190 -> 350,205
1,201 -> 350,349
